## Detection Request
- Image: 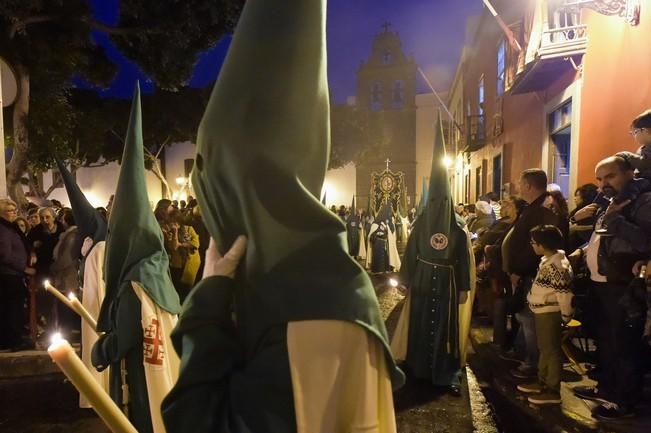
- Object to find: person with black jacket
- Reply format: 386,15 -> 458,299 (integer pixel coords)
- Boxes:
570,155 -> 651,420
0,199 -> 35,351
503,169 -> 561,379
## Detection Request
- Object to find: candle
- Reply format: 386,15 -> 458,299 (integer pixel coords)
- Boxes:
67,292 -> 99,334
44,280 -> 74,309
48,335 -> 137,433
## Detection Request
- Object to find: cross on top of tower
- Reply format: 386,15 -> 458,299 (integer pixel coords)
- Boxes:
381,21 -> 391,33
385,158 -> 391,170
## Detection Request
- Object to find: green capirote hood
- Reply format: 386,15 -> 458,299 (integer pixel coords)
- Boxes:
54,157 -> 107,244
191,0 -> 404,388
410,114 -> 465,261
98,84 -> 180,332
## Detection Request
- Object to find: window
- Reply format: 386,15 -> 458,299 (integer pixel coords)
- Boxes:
371,82 -> 383,111
492,154 -> 502,197
475,166 -> 483,200
478,75 -> 485,115
497,40 -> 506,96
548,101 -> 573,197
382,50 -> 392,65
392,80 -> 404,109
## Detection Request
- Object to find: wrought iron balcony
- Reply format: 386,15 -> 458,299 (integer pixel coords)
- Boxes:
538,24 -> 588,60
465,115 -> 485,152
508,7 -> 587,94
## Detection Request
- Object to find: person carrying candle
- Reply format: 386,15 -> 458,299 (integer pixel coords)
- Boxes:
161,1 -> 404,431
92,85 -> 181,433
53,156 -> 110,408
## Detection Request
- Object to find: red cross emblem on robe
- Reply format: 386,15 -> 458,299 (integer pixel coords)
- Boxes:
143,317 -> 165,366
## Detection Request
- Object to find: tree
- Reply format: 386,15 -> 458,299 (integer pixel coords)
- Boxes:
329,103 -> 389,170
0,0 -> 244,207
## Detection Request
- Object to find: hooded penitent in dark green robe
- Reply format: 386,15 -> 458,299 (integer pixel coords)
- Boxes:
401,115 -> 471,387
346,196 -> 362,257
92,85 -> 181,433
161,0 -> 403,432
369,203 -> 394,273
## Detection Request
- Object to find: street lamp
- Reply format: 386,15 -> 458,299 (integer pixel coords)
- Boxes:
442,155 -> 454,168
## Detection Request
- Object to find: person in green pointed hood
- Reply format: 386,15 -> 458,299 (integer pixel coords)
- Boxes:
162,1 -> 403,432
391,115 -> 471,394
54,157 -> 107,246
54,157 -> 111,408
345,196 -> 364,258
92,84 -> 181,433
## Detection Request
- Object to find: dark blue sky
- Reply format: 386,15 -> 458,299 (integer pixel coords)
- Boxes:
88,0 -> 483,103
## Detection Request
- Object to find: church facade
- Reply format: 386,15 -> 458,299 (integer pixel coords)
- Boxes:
353,25 -> 418,212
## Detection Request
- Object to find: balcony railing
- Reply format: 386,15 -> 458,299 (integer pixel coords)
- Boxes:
506,6 -> 587,94
538,24 -> 588,59
465,115 -> 485,152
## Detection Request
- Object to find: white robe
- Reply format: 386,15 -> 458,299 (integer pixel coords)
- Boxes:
288,320 -> 396,433
80,239 -> 109,408
458,227 -> 477,366
131,281 -> 180,433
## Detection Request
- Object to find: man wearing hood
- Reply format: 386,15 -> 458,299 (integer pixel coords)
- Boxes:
367,203 -> 401,274
92,86 -> 181,433
54,157 -> 110,408
161,1 -> 403,432
391,116 -> 472,394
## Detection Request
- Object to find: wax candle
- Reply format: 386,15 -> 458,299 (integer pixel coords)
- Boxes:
43,280 -> 73,309
48,335 -> 137,433
67,292 -> 99,334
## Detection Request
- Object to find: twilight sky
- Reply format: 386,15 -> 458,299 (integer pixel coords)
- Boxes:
88,0 -> 484,103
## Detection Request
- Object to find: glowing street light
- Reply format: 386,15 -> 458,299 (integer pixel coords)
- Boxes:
442,155 -> 453,168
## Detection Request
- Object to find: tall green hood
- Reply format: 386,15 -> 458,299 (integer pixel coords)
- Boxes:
416,176 -> 429,217
192,0 -> 403,388
411,115 -> 464,261
98,84 -> 181,332
54,157 -> 107,244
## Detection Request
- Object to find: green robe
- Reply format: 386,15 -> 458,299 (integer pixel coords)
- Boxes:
163,276 -> 296,433
402,227 -> 470,386
401,114 -> 471,386
92,282 -> 152,433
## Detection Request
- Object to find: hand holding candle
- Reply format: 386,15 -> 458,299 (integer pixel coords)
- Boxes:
48,334 -> 137,433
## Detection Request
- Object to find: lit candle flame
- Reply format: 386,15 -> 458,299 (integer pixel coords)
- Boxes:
389,278 -> 399,288
44,279 -> 51,288
68,292 -> 77,301
50,332 -> 63,346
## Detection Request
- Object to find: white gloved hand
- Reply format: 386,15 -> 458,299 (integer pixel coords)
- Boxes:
202,236 -> 248,280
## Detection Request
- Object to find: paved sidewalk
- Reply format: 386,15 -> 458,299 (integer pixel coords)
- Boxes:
468,324 -> 651,433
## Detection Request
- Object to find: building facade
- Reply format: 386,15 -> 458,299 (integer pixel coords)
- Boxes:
449,0 -> 649,206
354,24 -> 418,210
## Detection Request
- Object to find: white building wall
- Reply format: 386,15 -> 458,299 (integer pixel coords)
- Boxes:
322,162 -> 357,208
41,161 -> 163,210
164,141 -> 196,201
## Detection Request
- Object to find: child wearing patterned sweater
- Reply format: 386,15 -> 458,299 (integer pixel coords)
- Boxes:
517,225 -> 573,405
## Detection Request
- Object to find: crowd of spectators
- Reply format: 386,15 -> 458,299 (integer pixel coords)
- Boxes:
0,200 -> 83,351
0,194 -> 211,352
463,108 -> 651,420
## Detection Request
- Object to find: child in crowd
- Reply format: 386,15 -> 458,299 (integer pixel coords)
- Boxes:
516,225 -> 574,405
613,109 -> 651,204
